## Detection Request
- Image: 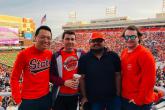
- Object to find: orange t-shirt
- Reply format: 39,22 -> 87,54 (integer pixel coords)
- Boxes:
59,50 -> 79,94
121,45 -> 156,106
10,45 -> 52,104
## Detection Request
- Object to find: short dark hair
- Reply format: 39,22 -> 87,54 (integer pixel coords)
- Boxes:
35,25 -> 52,36
62,31 -> 76,39
121,25 -> 142,43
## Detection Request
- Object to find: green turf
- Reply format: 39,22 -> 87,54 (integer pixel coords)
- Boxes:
0,52 -> 18,67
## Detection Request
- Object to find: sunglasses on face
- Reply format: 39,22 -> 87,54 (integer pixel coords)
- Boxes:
90,39 -> 104,43
124,35 -> 137,41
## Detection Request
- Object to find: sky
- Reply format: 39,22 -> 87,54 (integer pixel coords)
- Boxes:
0,0 -> 163,38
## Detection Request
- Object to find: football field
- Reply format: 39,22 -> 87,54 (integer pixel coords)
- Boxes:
0,51 -> 18,67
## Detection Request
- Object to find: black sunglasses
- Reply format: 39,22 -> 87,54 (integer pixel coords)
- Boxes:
90,38 -> 104,43
124,35 -> 137,41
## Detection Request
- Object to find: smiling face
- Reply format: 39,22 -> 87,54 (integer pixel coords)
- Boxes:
34,29 -> 52,51
63,34 -> 76,52
124,29 -> 139,50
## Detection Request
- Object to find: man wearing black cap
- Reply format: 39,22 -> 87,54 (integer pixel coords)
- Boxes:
78,32 -> 121,110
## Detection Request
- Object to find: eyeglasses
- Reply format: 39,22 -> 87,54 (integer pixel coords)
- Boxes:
124,35 -> 137,41
90,39 -> 104,43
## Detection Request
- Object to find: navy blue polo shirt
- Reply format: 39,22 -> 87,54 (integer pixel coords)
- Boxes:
78,49 -> 121,102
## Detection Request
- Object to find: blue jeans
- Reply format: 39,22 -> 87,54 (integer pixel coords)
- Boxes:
121,97 -> 152,110
91,96 -> 121,110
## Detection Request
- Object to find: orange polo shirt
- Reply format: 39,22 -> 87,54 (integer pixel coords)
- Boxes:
121,45 -> 156,106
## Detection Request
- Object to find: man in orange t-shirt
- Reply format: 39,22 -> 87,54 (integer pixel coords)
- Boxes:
10,26 -> 52,110
50,31 -> 84,110
120,25 -> 156,110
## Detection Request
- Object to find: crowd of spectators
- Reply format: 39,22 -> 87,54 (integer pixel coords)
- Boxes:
0,64 -> 11,92
0,64 -> 17,110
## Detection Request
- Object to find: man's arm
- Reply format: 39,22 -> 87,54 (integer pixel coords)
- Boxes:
50,53 -> 64,86
113,52 -> 121,96
135,51 -> 156,105
80,74 -> 86,97
10,52 -> 25,104
78,55 -> 88,104
80,74 -> 88,105
115,72 -> 121,96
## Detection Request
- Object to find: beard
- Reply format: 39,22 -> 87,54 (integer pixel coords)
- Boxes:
90,47 -> 104,54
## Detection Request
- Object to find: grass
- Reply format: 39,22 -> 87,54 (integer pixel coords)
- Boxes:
0,51 -> 18,67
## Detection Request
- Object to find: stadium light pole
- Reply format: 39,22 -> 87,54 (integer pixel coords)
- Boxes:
105,6 -> 117,18
68,11 -> 77,23
162,0 -> 165,12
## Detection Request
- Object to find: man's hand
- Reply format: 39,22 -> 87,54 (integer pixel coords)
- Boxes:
81,97 -> 88,106
64,79 -> 79,89
129,99 -> 136,104
15,100 -> 22,109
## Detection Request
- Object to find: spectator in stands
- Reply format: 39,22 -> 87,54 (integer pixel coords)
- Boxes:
10,26 -> 52,110
153,86 -> 165,103
120,25 -> 156,110
6,97 -> 17,110
50,31 -> 84,110
152,86 -> 165,110
4,80 -> 10,88
2,96 -> 9,110
0,102 -> 4,110
78,32 -> 121,110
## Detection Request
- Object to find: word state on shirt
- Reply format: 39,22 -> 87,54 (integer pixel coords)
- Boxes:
29,58 -> 50,74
